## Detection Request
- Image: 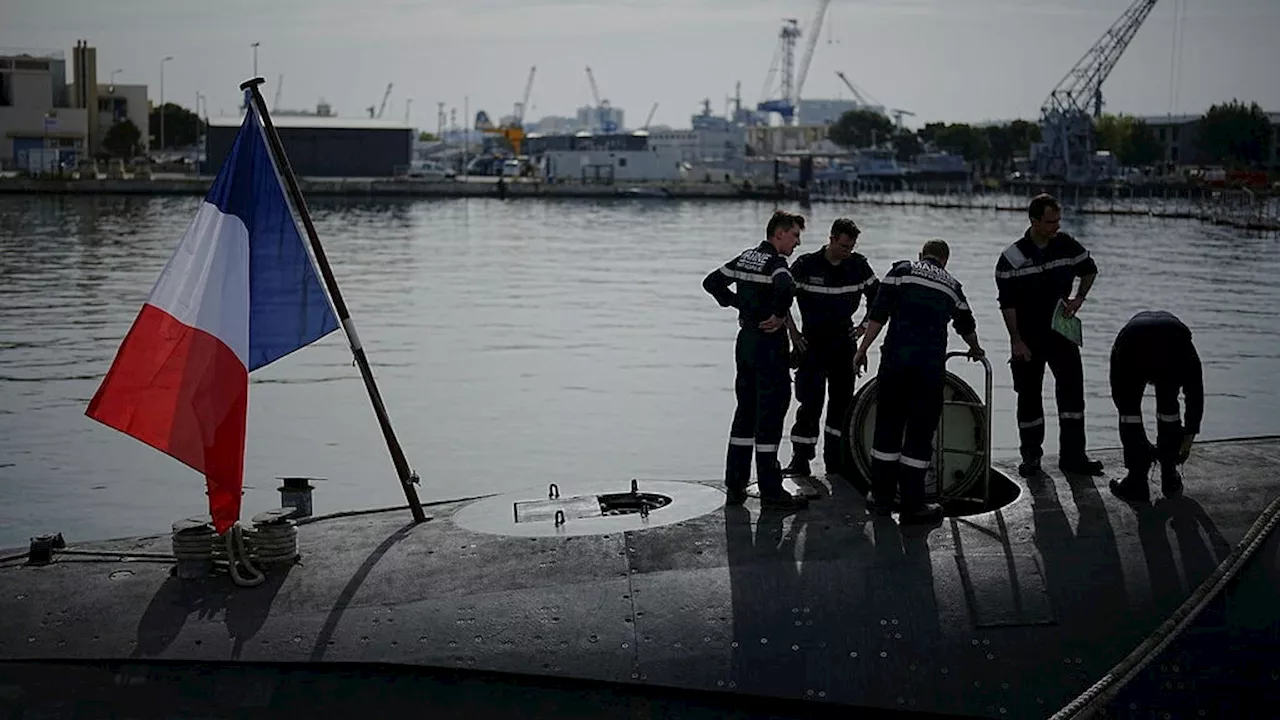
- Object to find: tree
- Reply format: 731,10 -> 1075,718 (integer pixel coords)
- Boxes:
893,132 -> 922,163
102,119 -> 142,159
1198,100 -> 1273,168
984,124 -> 1014,176
918,122 -> 947,148
828,109 -> 895,149
418,131 -> 438,142
932,123 -> 990,165
1094,114 -> 1128,160
148,103 -> 203,150
1126,119 -> 1162,167
1005,120 -> 1042,155
1094,114 -> 1164,167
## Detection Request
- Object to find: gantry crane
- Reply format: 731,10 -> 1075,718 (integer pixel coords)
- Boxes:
585,66 -> 616,132
833,70 -> 887,115
756,0 -> 831,125
643,102 -> 658,130
475,65 -> 537,155
1033,0 -> 1160,183
890,108 -> 915,131
368,82 -> 393,119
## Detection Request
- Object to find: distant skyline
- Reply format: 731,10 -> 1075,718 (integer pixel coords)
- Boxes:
7,0 -> 1279,130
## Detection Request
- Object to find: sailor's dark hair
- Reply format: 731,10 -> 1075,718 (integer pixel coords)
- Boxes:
921,238 -> 950,262
829,218 -> 860,240
1029,193 -> 1061,220
766,209 -> 804,238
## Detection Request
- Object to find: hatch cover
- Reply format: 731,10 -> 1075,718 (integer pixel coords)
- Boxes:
453,479 -> 724,537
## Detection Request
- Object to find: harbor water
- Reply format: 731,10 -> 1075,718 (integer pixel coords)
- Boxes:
1,194 -> 1277,548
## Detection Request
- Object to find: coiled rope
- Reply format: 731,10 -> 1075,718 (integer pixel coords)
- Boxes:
1050,493 -> 1280,719
223,522 -> 265,588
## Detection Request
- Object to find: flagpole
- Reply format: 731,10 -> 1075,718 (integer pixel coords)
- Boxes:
240,77 -> 428,524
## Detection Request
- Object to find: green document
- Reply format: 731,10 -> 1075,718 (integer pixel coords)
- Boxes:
1052,298 -> 1083,346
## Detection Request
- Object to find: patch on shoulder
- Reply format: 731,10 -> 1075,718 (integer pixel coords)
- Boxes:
1002,243 -> 1030,269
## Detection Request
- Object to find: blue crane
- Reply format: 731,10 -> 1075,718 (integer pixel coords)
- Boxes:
756,0 -> 831,125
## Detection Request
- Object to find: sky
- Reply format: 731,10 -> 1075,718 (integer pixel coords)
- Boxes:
6,0 -> 1279,131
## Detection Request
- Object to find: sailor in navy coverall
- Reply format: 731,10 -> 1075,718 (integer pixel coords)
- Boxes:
782,218 -> 879,478
703,210 -> 810,510
995,194 -> 1104,478
1108,310 -> 1204,503
852,240 -> 984,524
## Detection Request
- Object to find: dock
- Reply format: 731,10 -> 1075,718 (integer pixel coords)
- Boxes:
2,437 -> 1279,718
0,175 -> 773,201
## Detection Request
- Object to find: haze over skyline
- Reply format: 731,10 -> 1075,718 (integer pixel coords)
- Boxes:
7,0 -> 1279,130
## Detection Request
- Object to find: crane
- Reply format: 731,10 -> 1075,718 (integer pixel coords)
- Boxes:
584,66 -> 616,132
890,108 -> 915,131
273,74 -> 283,109
474,66 -> 537,155
833,70 -> 886,115
756,0 -> 831,125
368,82 -> 393,119
643,102 -> 658,130
1033,0 -> 1160,183
513,65 -> 536,126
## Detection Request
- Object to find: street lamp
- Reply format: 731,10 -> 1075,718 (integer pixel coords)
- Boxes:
251,42 -> 260,77
195,91 -> 205,177
108,68 -> 122,93
159,55 -> 173,153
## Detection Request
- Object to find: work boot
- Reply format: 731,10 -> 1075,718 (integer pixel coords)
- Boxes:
760,490 -> 809,511
1109,472 -> 1150,504
1018,458 -> 1042,478
1060,456 -> 1105,476
725,487 -> 748,506
782,458 -> 811,477
866,495 -> 897,517
899,503 -> 944,525
1161,466 -> 1183,497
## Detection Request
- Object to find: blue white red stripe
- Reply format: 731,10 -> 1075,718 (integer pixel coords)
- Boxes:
86,101 -> 337,534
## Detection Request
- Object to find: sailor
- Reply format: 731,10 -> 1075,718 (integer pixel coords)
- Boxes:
781,217 -> 879,478
995,193 -> 1104,478
852,239 -> 984,523
1107,310 -> 1203,503
703,209 -> 810,510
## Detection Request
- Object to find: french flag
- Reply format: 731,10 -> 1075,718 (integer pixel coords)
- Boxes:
86,105 -> 338,535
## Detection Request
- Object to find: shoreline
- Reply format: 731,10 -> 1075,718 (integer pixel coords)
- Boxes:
0,176 -> 776,201
2,177 -> 1276,231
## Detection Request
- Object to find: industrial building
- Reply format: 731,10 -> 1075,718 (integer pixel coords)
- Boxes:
205,114 -> 414,178
0,47 -> 82,170
523,132 -> 682,182
1138,113 -> 1280,171
0,41 -> 150,171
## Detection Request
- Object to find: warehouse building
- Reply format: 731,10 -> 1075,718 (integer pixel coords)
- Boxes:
205,114 -> 414,178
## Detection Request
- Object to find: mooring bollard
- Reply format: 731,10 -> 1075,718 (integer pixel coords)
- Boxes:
277,476 -> 319,519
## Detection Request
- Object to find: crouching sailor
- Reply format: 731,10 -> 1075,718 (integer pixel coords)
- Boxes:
1108,310 -> 1204,503
703,210 -> 810,510
852,239 -> 984,524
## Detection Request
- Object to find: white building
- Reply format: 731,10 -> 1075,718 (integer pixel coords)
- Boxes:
0,48 -> 88,169
746,124 -> 833,155
526,132 -> 682,182
0,41 -> 150,170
